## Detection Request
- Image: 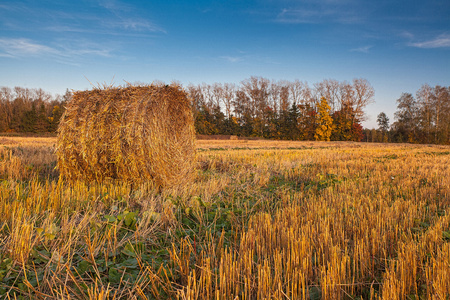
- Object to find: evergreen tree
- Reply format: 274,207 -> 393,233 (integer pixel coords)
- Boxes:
263,106 -> 278,139
392,93 -> 417,143
49,105 -> 63,132
287,103 -> 301,140
240,112 -> 254,137
222,116 -> 240,135
297,104 -> 316,140
377,112 -> 389,132
195,105 -> 217,134
332,107 -> 353,141
20,103 -> 37,132
377,112 -> 390,142
332,103 -> 363,141
278,108 -> 291,140
34,103 -> 50,133
212,106 -> 226,134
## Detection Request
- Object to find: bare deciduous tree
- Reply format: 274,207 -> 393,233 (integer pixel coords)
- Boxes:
351,78 -> 375,122
186,84 -> 205,118
416,84 -> 433,143
314,79 -> 340,112
269,80 -> 281,115
290,79 -> 307,106
278,80 -> 290,112
222,83 -> 236,119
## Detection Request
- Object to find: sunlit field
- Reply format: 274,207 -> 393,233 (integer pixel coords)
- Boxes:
0,136 -> 449,299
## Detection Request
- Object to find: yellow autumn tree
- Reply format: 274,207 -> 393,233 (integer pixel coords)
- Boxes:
314,97 -> 334,141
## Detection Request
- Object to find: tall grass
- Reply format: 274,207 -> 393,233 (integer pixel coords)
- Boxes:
0,137 -> 449,299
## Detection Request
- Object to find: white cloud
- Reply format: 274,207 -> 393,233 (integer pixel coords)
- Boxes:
409,34 -> 450,49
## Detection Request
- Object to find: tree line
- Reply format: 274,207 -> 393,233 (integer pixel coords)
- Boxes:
0,87 -> 71,134
186,77 -> 375,141
365,84 -> 450,145
1,79 -> 448,144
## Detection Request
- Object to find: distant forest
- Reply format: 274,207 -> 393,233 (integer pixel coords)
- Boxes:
1,78 -> 449,144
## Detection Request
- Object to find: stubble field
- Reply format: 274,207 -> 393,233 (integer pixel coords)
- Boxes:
0,136 -> 449,299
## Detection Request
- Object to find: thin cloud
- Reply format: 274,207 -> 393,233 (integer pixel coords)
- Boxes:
98,0 -> 133,13
104,19 -> 166,33
220,56 -> 244,63
277,8 -> 325,24
201,8 -> 213,13
276,2 -> 362,24
400,31 -> 414,40
409,34 -> 450,49
64,47 -> 112,58
0,38 -> 113,62
98,0 -> 165,33
45,24 -> 161,39
1,0 -> 165,35
0,3 -> 27,12
0,53 -> 14,58
53,39 -> 114,58
350,45 -> 373,53
218,53 -> 279,64
44,26 -> 90,33
0,38 -> 58,57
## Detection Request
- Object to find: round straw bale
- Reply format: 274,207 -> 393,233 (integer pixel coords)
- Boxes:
56,84 -> 196,187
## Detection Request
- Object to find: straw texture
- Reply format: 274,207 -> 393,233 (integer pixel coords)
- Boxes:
56,84 -> 196,187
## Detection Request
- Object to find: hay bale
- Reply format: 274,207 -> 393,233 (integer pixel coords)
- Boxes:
56,84 -> 196,187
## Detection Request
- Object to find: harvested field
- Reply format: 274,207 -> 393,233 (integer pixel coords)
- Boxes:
0,136 -> 449,299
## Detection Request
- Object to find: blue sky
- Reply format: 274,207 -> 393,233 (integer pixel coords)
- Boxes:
1,0 -> 449,128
